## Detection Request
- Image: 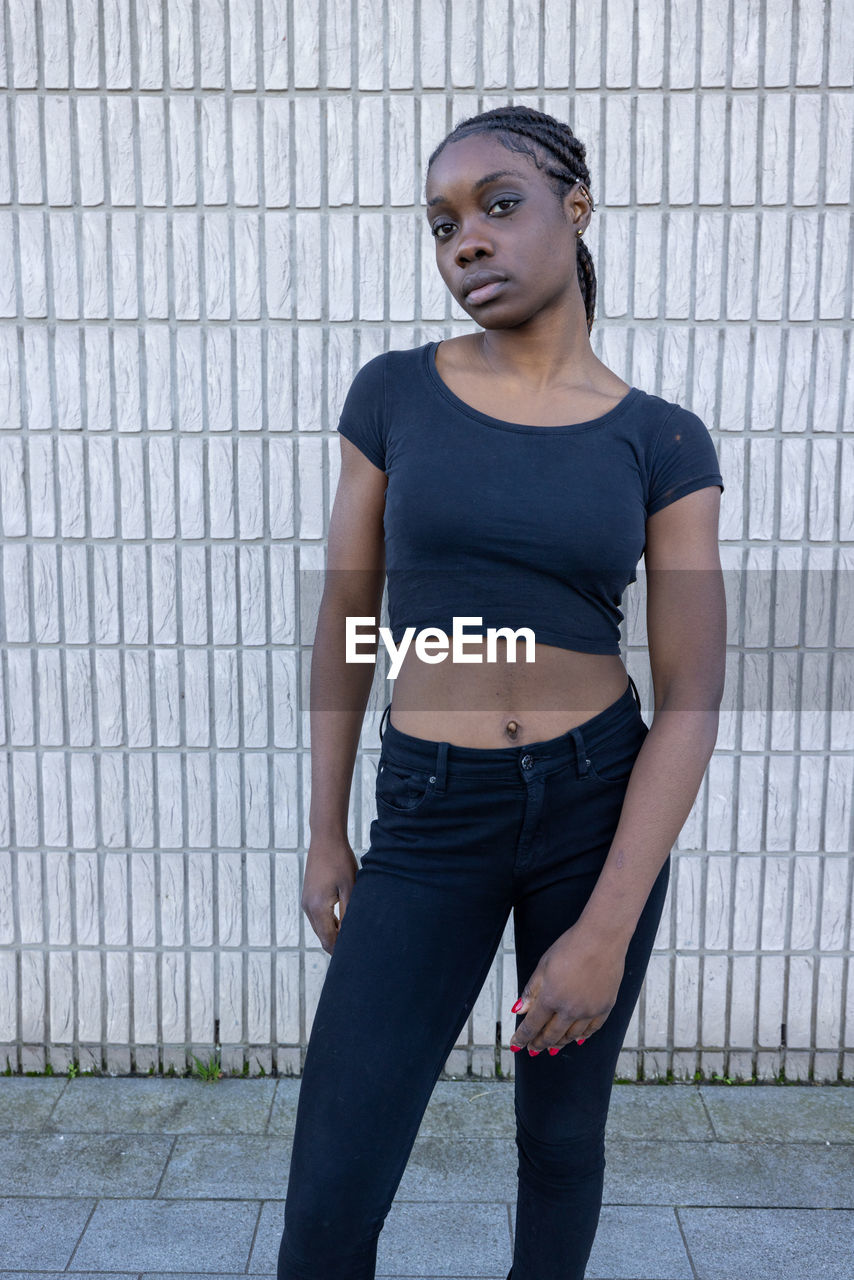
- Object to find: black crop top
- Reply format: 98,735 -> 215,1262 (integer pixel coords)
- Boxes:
336,341 -> 725,656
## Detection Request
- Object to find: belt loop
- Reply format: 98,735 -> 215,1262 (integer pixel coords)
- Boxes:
379,702 -> 391,743
627,673 -> 641,710
569,726 -> 589,777
433,740 -> 448,793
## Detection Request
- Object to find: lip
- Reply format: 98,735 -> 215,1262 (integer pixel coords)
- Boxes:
465,279 -> 506,305
461,269 -> 507,299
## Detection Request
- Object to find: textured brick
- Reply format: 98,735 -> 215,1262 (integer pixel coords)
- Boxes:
105,949 -> 130,1043
189,949 -> 214,1042
74,850 -> 99,943
131,849 -> 157,945
183,650 -> 210,747
186,752 -> 212,849
13,765 -> 38,858
41,750 -> 67,843
217,755 -> 242,849
131,949 -> 157,1044
76,947 -> 100,1042
816,956 -> 845,1050
729,956 -> 758,1049
244,752 -> 271,847
0,437 -> 24,532
272,752 -> 299,850
160,950 -> 186,1042
15,852 -> 41,944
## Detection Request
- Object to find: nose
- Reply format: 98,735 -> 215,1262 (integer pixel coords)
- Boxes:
453,219 -> 495,267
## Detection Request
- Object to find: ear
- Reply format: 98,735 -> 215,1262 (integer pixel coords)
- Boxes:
562,179 -> 592,237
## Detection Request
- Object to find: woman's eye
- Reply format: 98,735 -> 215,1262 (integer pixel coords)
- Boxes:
431,198 -> 519,240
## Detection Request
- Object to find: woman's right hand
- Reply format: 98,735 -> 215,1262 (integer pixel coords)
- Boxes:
301,838 -> 360,955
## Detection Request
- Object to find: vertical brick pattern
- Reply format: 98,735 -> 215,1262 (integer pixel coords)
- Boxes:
0,3 -> 851,1082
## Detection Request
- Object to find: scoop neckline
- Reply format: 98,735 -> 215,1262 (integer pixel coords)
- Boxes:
425,340 -> 641,435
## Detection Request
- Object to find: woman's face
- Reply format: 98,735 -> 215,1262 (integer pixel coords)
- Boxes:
424,132 -> 589,328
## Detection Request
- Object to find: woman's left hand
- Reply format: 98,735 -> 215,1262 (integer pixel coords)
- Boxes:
509,924 -> 627,1054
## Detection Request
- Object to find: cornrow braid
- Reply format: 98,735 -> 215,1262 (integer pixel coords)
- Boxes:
427,106 -> 597,334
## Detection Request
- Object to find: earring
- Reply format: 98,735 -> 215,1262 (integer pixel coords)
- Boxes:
577,181 -> 595,211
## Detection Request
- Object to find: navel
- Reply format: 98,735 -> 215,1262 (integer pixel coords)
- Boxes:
505,719 -> 519,739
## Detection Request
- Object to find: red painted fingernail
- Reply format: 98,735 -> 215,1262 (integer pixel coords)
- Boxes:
548,1047 -> 560,1055
577,1038 -> 586,1044
510,1044 -> 521,1052
528,1048 -> 540,1056
511,998 -> 523,1013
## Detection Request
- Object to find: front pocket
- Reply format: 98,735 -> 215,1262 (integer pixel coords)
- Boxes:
585,723 -> 648,785
375,760 -> 435,814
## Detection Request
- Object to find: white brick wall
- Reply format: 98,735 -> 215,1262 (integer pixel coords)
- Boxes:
0,2 -> 852,1080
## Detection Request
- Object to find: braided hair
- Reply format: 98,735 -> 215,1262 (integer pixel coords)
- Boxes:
427,106 -> 597,334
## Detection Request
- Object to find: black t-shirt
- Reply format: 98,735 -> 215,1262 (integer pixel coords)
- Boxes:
336,340 -> 724,656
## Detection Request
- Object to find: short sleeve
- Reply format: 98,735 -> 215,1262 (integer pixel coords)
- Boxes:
646,405 -> 724,517
336,352 -> 387,472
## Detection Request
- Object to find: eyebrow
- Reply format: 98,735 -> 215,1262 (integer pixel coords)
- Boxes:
426,168 -> 527,209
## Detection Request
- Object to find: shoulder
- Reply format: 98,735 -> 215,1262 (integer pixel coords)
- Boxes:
615,388 -> 684,449
336,344 -> 431,472
626,390 -> 717,447
651,397 -> 716,446
351,343 -> 428,385
385,342 -> 431,372
339,344 -> 424,404
636,394 -> 724,517
632,388 -> 689,425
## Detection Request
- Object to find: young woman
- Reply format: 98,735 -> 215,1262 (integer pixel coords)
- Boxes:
278,105 -> 726,1280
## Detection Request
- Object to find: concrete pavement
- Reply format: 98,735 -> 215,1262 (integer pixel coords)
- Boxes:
1,1076 -> 852,1279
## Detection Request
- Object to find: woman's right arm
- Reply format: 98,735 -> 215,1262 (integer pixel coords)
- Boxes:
301,434 -> 387,954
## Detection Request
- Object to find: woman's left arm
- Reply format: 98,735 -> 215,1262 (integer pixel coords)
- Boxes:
510,484 -> 726,1053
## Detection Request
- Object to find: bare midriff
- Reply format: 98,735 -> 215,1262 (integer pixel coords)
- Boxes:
387,637 -> 631,748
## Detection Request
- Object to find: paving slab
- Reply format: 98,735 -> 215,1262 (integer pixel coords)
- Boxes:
397,1136 -> 518,1201
0,1275 -> 140,1280
604,1085 -> 715,1141
232,1199 -> 693,1280
0,1199 -> 96,1269
248,1198 -> 512,1277
677,1206 -> 854,1280
602,1138 -> 854,1208
148,1275 -> 277,1280
583,1205 -> 693,1280
328,1204 -> 694,1280
269,1079 -> 721,1146
263,1078 -> 302,1136
410,1080 -> 515,1140
0,1132 -> 172,1196
374,1202 -> 511,1278
246,1200 -> 287,1273
0,1078 -> 67,1130
70,1199 -> 261,1272
158,1135 -> 292,1198
46,1077 -> 278,1135
699,1083 -> 854,1143
406,1080 -> 714,1143
312,1128 -> 854,1210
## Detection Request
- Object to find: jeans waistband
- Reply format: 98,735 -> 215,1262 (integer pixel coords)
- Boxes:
377,675 -> 644,789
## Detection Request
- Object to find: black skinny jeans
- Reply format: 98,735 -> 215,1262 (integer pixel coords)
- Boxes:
277,677 -> 670,1280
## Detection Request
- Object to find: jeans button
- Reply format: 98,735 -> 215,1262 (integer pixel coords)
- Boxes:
520,754 -> 534,770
